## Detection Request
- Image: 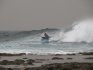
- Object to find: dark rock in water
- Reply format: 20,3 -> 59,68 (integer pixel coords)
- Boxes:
52,57 -> 64,60
0,53 -> 26,56
80,52 -> 93,55
67,58 -> 73,60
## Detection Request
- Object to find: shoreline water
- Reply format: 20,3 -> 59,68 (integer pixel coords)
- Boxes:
0,51 -> 92,55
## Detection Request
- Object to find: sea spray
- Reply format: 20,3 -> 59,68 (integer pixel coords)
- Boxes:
51,19 -> 93,43
50,31 -> 64,41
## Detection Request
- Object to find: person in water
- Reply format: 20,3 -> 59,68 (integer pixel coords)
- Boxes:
41,32 -> 50,43
42,32 -> 49,39
44,32 -> 49,39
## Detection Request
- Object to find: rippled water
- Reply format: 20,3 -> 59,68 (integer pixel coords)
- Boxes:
0,35 -> 92,55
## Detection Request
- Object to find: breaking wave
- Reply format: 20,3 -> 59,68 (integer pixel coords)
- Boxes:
51,19 -> 93,43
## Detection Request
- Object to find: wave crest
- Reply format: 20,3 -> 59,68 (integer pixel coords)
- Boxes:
51,19 -> 93,43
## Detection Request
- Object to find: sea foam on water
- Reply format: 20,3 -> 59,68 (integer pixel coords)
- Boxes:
52,19 -> 93,43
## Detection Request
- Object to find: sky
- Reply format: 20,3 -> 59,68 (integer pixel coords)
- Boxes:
0,0 -> 92,31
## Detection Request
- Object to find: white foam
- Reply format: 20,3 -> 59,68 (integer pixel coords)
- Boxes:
52,19 -> 93,43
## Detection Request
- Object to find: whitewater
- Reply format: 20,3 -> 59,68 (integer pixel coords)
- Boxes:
0,19 -> 93,54
51,19 -> 93,43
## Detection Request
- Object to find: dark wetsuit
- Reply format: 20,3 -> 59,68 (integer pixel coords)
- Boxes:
41,33 -> 49,43
44,33 -> 49,39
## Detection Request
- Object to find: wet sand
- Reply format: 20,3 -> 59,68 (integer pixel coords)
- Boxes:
0,53 -> 92,70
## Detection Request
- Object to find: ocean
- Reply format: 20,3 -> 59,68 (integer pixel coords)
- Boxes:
0,28 -> 93,55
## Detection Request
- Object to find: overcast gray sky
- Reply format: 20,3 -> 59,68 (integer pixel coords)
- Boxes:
0,0 -> 92,31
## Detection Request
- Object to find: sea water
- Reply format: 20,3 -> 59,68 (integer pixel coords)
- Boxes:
0,19 -> 93,55
0,33 -> 92,55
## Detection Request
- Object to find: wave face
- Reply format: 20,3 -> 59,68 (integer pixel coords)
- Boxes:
52,19 -> 93,43
0,22 -> 93,54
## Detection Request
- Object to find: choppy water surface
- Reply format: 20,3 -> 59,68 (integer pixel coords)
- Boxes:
0,34 -> 92,55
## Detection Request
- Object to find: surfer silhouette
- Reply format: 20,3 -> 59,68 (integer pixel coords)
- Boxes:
41,32 -> 49,43
44,33 -> 49,39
